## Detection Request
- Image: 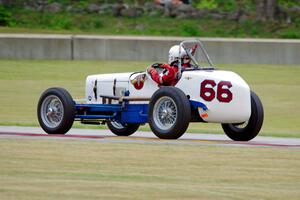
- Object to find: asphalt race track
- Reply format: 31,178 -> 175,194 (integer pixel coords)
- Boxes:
0,126 -> 300,148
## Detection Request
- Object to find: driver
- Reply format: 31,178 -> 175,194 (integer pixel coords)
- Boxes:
147,45 -> 194,86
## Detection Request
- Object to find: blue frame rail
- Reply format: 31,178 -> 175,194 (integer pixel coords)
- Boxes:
75,103 -> 149,124
75,100 -> 207,124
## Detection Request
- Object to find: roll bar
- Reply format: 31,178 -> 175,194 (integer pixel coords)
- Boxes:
178,39 -> 214,76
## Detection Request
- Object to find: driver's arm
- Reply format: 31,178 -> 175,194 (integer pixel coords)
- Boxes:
147,66 -> 161,84
147,63 -> 175,85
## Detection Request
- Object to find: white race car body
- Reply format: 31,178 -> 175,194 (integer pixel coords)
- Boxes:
86,69 -> 251,124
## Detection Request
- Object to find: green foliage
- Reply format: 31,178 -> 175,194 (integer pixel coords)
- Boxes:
41,13 -> 73,29
278,0 -> 300,8
194,0 -> 238,12
279,28 -> 300,39
72,0 -> 89,9
2,1 -> 300,39
78,16 -> 103,30
194,0 -> 254,12
0,5 -> 13,26
11,11 -> 103,31
214,0 -> 238,12
181,22 -> 200,36
195,0 -> 217,10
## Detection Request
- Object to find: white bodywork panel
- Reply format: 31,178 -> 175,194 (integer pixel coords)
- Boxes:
86,70 -> 251,123
86,73 -> 133,104
176,71 -> 251,123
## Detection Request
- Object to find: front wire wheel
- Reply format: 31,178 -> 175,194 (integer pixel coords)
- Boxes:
153,96 -> 178,131
148,87 -> 191,139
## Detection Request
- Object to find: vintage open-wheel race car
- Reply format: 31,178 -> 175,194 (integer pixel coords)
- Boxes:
37,39 -> 264,141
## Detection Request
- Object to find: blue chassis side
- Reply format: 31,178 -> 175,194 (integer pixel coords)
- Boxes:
75,100 -> 207,124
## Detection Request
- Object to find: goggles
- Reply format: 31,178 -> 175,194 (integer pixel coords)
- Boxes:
182,56 -> 190,63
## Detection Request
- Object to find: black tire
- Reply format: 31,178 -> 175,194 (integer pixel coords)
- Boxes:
221,91 -> 264,141
148,87 -> 191,139
107,120 -> 140,136
37,87 -> 75,134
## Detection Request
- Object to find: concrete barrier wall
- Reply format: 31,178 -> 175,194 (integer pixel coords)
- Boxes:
1,34 -> 300,65
73,35 -> 177,61
203,38 -> 300,65
0,34 -> 72,59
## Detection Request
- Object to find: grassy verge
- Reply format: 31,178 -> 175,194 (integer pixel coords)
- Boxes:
0,139 -> 299,200
1,13 -> 300,39
0,60 -> 299,137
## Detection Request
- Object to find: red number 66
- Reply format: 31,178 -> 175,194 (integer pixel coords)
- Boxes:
200,80 -> 233,103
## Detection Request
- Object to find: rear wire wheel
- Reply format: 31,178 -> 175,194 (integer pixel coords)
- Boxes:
221,91 -> 264,141
107,119 -> 140,136
37,87 -> 75,134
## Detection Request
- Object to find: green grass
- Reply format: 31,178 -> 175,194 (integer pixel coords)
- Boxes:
0,139 -> 299,200
0,60 -> 299,137
1,12 -> 300,38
